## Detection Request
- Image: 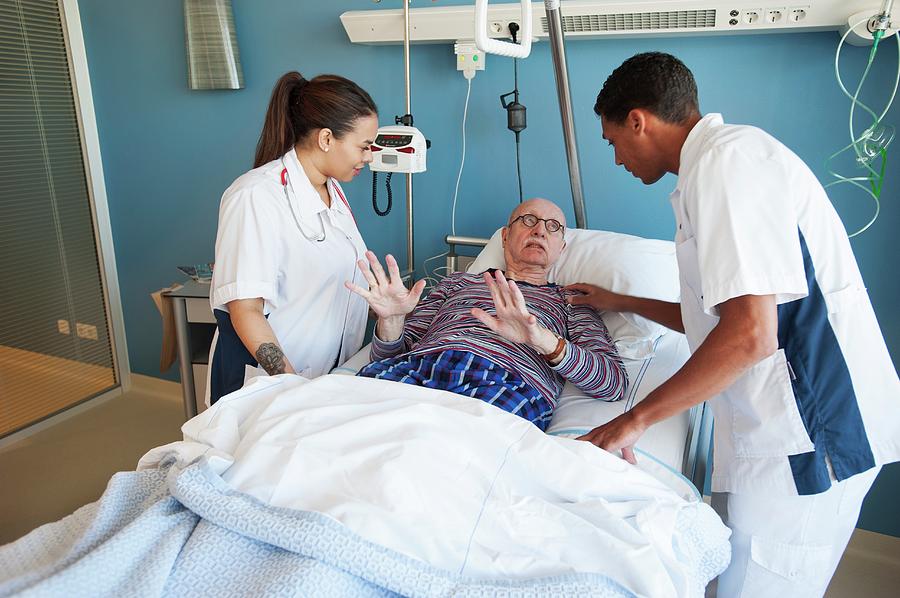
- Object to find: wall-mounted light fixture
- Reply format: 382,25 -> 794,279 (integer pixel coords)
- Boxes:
184,0 -> 244,90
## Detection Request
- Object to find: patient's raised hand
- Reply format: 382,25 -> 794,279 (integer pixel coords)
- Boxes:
471,270 -> 562,359
345,252 -> 425,340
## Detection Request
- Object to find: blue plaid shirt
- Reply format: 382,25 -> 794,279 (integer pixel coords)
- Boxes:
358,349 -> 553,430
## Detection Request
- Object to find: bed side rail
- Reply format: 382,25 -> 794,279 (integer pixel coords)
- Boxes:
445,234 -> 490,273
682,402 -> 713,496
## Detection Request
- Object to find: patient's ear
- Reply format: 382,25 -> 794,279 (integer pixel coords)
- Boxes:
501,226 -> 508,247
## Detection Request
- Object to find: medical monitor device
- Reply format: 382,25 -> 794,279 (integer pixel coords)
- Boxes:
370,125 -> 427,174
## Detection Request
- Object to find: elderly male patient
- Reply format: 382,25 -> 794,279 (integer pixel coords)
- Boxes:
345,199 -> 627,430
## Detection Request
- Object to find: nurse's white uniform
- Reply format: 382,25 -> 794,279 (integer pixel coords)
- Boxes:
209,148 -> 368,398
671,114 -> 900,596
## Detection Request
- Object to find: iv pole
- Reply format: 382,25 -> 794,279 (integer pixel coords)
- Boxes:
403,0 -> 415,276
544,0 -> 587,229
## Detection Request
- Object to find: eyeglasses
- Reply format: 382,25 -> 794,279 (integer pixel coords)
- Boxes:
510,213 -> 565,234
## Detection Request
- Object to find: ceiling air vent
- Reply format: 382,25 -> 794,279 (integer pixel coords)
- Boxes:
543,9 -> 717,33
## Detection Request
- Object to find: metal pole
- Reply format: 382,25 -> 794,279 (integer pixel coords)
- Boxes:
545,1 -> 587,229
689,403 -> 714,494
404,0 -> 414,274
171,297 -> 198,420
444,234 -> 491,248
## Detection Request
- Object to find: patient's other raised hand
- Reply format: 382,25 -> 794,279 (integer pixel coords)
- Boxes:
345,252 -> 425,341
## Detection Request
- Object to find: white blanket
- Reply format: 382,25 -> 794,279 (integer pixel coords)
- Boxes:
140,374 -> 729,597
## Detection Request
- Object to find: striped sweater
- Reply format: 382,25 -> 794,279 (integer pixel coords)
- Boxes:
370,271 -> 627,407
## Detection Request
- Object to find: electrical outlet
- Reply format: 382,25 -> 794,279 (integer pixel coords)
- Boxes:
57,319 -> 70,335
788,7 -> 808,23
743,9 -> 762,24
75,322 -> 98,341
765,8 -> 786,24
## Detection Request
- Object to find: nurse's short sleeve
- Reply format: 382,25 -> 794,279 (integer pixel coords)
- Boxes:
210,182 -> 281,312
685,146 -> 808,316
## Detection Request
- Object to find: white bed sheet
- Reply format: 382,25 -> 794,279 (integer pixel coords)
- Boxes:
332,330 -> 694,493
547,331 -> 692,471
141,373 -> 729,595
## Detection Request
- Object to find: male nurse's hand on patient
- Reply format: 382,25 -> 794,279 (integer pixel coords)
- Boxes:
564,283 -> 625,312
471,270 -> 561,357
576,411 -> 647,465
345,251 -> 426,341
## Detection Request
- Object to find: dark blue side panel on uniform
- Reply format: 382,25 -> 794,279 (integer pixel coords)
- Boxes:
777,231 -> 875,495
210,309 -> 260,404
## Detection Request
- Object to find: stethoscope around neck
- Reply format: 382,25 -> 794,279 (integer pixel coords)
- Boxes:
279,158 -> 363,365
280,160 -> 329,243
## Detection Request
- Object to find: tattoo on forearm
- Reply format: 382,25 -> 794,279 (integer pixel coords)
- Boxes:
255,343 -> 286,375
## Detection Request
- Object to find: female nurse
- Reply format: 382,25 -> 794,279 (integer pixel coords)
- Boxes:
208,71 -> 377,404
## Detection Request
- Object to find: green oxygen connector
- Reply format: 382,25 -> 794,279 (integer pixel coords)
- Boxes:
826,10 -> 898,236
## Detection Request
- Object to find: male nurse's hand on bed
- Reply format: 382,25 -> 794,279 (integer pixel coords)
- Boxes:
471,270 -> 562,358
563,283 -> 626,312
576,411 -> 648,465
345,251 -> 426,342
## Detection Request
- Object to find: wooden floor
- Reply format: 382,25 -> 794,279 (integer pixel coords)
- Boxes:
0,346 -> 115,437
0,377 -> 898,596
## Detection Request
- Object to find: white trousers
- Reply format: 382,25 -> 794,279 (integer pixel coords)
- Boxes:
711,466 -> 881,598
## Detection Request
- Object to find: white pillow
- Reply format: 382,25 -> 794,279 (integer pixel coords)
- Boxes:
466,228 -> 680,358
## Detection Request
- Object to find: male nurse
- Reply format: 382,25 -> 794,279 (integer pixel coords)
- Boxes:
570,52 -> 900,597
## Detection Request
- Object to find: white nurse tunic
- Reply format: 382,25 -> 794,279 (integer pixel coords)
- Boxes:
672,113 -> 899,596
672,113 -> 899,496
210,148 -> 368,393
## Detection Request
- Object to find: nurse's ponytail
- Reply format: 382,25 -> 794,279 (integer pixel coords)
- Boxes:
253,71 -> 377,168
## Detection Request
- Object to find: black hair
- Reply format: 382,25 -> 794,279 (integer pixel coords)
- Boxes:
594,52 -> 699,124
254,72 -> 377,168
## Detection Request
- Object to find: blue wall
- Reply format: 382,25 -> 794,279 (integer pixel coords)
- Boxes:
78,1 -> 898,536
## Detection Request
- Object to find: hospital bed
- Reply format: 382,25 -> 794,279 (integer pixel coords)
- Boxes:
0,230 -> 727,597
337,227 -> 714,495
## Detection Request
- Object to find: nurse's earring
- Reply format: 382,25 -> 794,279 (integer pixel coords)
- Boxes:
318,128 -> 333,153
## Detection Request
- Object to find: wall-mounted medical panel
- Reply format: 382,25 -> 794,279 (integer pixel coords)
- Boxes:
341,1 -> 888,44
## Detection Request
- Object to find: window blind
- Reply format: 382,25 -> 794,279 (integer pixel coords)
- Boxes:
0,0 -> 117,437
